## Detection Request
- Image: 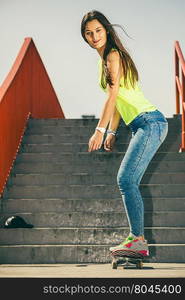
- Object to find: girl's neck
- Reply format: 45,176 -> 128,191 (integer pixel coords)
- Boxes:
97,45 -> 105,59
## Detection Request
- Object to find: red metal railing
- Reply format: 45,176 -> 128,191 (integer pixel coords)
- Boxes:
174,41 -> 185,152
0,37 -> 65,197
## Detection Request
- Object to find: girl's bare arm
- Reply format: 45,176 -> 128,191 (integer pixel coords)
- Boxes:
96,50 -> 122,129
108,105 -> 121,132
88,50 -> 121,152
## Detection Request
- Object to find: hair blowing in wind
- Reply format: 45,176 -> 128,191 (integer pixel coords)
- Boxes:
81,10 -> 139,89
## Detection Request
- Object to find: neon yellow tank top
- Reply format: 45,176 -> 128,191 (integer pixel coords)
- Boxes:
98,57 -> 157,125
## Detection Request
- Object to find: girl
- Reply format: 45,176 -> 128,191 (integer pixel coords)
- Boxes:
81,10 -> 168,257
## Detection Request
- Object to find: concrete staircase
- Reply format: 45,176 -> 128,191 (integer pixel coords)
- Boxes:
0,115 -> 185,263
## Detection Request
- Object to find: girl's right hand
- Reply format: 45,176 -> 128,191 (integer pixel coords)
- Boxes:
104,134 -> 116,152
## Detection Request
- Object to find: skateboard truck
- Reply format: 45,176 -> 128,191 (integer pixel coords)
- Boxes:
111,250 -> 145,269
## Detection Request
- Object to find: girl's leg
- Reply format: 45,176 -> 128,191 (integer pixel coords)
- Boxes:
117,119 -> 168,236
110,111 -> 168,254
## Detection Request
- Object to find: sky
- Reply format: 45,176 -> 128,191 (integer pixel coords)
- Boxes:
0,0 -> 185,119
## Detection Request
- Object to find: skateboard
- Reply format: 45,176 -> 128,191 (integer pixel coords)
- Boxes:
111,251 -> 144,269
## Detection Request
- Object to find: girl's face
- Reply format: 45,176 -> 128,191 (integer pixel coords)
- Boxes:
84,19 -> 107,50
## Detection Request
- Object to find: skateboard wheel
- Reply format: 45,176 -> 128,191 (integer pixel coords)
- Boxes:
136,261 -> 143,269
112,261 -> 117,269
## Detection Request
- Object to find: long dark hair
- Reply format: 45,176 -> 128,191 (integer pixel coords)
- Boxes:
81,10 -> 139,89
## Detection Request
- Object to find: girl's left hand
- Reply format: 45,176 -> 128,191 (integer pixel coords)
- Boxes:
88,131 -> 104,152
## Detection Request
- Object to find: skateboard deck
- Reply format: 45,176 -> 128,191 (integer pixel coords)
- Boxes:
111,250 -> 145,269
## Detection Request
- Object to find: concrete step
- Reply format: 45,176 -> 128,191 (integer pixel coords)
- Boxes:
13,161 -> 185,174
15,152 -> 185,164
0,227 -> 184,245
4,184 -> 185,199
0,211 -> 184,227
22,133 -> 181,144
1,198 -> 185,213
0,244 -> 184,263
20,141 -> 181,153
26,125 -> 181,135
1,115 -> 184,264
28,116 -> 181,126
8,172 -> 185,186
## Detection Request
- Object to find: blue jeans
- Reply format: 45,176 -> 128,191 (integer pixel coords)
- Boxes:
117,110 -> 168,236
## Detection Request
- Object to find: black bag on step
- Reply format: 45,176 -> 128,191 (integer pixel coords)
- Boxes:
3,216 -> 34,228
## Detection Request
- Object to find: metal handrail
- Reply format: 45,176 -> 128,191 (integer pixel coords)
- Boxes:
174,41 -> 185,152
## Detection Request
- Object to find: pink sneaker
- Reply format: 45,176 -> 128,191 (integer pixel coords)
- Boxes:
110,234 -> 149,257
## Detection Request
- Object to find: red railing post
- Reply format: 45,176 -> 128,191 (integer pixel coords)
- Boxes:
174,41 -> 185,152
181,69 -> 185,151
175,46 -> 180,114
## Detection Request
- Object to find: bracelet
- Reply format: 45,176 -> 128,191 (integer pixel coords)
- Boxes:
107,129 -> 117,136
96,127 -> 106,134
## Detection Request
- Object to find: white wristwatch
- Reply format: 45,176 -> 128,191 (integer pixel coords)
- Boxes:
95,127 -> 106,134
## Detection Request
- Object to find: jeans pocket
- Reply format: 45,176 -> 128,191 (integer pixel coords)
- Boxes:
157,121 -> 168,143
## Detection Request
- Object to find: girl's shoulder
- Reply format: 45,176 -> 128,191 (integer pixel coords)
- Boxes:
106,49 -> 121,71
97,48 -> 120,67
107,48 -> 120,61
